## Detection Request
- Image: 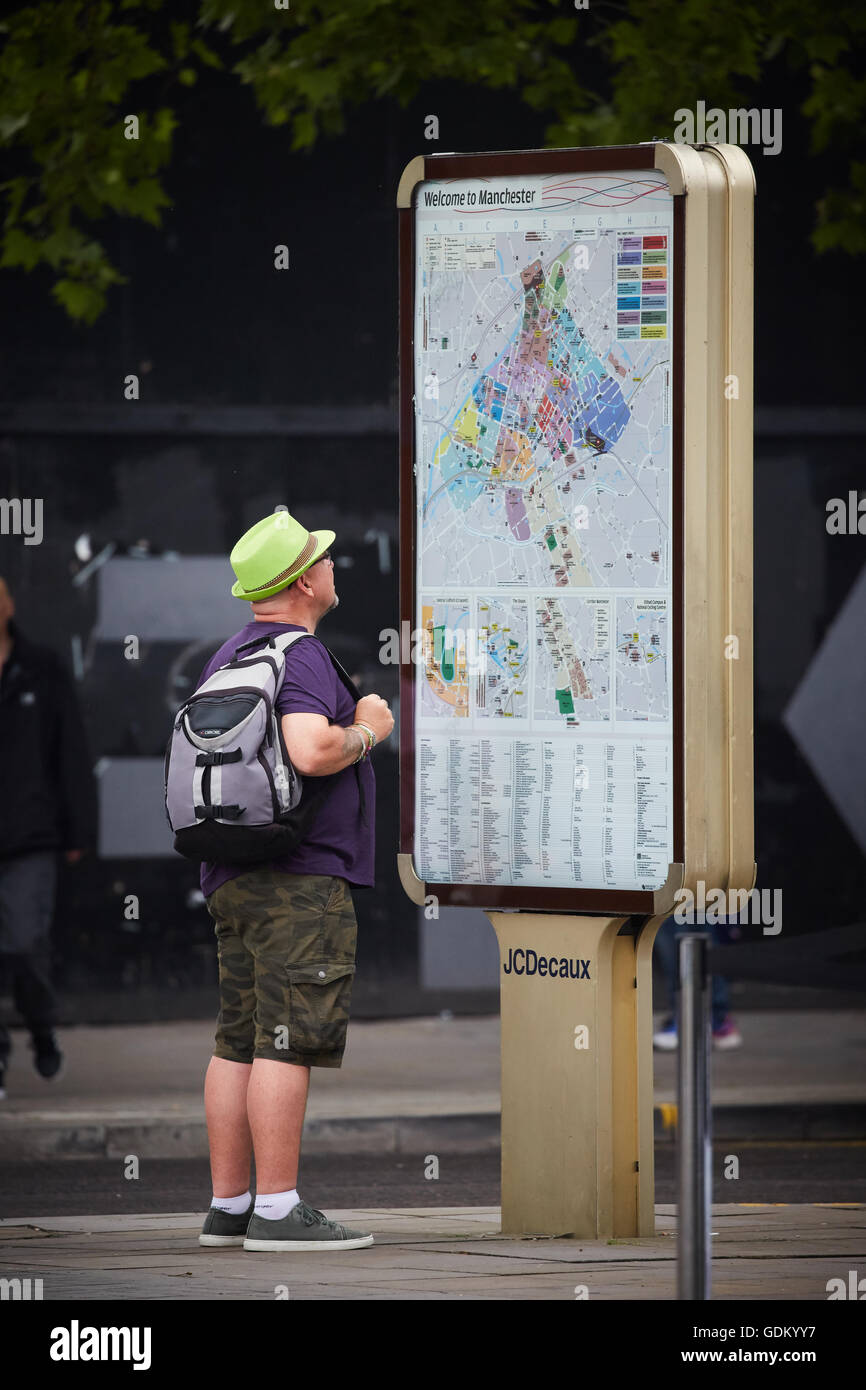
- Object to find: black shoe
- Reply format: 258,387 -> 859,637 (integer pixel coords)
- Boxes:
32,1031 -> 64,1080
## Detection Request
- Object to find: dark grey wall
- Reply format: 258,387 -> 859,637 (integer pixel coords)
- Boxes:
1,416 -> 864,1020
1,57 -> 864,1018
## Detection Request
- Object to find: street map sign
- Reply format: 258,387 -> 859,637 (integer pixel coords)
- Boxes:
396,143 -> 756,1241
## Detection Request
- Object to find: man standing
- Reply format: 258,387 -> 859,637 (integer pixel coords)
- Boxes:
198,510 -> 394,1252
0,577 -> 96,1099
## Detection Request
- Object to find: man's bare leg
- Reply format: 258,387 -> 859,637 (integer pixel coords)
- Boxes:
204,1056 -> 253,1198
247,1058 -> 310,1192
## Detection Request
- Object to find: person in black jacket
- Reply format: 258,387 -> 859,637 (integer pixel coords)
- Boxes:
0,577 -> 97,1098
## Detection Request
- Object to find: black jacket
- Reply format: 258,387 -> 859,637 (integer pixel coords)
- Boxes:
0,622 -> 97,859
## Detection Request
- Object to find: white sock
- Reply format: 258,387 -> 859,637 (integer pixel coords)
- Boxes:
211,1189 -> 251,1215
254,1188 -> 301,1221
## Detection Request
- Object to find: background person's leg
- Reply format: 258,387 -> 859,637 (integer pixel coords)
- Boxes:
659,915 -> 740,1041
0,853 -> 60,1074
652,915 -> 682,1047
710,962 -> 731,1031
709,917 -> 742,1046
0,953 -> 12,1069
13,941 -> 59,1039
0,852 -> 58,1021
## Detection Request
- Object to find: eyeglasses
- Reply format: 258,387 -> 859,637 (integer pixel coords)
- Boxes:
315,550 -> 333,566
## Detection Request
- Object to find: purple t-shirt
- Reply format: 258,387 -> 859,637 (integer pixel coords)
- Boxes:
198,620 -> 376,898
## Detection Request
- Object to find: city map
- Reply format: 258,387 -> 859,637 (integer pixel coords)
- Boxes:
419,229 -> 669,591
413,169 -> 675,892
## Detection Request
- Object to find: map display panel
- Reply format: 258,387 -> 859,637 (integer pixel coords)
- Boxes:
413,169 -> 675,893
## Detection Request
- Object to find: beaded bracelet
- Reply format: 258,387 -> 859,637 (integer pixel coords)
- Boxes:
354,720 -> 378,750
350,724 -> 372,764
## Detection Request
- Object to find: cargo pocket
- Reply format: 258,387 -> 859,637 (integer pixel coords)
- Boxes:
286,960 -> 356,1058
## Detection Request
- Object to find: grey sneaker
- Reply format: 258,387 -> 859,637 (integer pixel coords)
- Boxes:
243,1200 -> 374,1252
199,1198 -> 254,1247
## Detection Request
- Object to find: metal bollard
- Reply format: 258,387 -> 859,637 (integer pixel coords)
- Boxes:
677,932 -> 712,1300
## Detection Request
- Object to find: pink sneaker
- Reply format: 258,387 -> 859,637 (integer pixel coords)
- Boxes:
712,1018 -> 742,1051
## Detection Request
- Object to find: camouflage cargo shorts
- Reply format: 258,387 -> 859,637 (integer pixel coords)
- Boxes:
206,869 -> 357,1067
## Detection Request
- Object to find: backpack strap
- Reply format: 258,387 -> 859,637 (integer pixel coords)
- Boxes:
232,628 -> 362,701
233,631 -> 276,655
320,644 -> 363,701
234,629 -> 309,659
195,750 -> 243,767
195,803 -> 244,821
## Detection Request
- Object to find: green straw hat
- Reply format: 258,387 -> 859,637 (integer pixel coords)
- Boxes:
230,510 -> 336,601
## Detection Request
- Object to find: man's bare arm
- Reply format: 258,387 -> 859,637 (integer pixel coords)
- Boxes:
281,694 -> 394,776
281,713 -> 364,776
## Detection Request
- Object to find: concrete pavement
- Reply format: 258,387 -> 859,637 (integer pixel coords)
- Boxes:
1,1203 -> 863,1300
0,1011 -> 864,1159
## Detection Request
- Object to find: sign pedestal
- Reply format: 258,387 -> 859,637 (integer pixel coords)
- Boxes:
398,141 -> 755,1246
487,911 -> 666,1238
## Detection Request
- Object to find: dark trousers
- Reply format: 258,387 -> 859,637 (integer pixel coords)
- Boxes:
0,851 -> 59,1060
653,913 -> 731,1032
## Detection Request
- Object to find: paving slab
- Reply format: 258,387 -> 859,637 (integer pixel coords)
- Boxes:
0,1204 -> 863,1300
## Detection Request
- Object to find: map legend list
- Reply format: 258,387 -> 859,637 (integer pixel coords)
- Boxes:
616,233 -> 668,341
416,734 -> 671,892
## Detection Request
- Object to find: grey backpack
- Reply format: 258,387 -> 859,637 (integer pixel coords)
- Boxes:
164,629 -> 361,864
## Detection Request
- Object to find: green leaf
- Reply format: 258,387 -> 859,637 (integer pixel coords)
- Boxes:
291,109 -> 317,149
170,22 -> 190,59
0,112 -> 31,142
153,108 -> 179,143
52,278 -> 106,324
190,38 -> 223,69
123,177 -> 171,224
0,226 -> 41,270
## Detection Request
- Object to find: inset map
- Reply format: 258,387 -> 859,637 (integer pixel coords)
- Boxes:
475,597 -> 529,719
534,596 -> 611,724
615,597 -> 668,720
419,598 -> 471,718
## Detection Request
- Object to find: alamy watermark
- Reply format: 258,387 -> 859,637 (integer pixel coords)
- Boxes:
379,620 -> 488,674
1,1276 -> 43,1300
673,881 -> 781,936
826,1269 -> 866,1299
49,1322 -> 151,1369
673,101 -> 782,157
826,492 -> 865,535
0,497 -> 43,546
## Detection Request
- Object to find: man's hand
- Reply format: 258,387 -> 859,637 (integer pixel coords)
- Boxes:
354,693 -> 394,744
